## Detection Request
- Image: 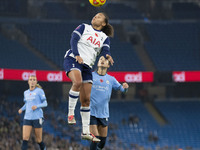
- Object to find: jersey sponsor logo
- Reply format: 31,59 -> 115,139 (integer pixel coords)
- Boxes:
47,71 -> 62,82
0,69 -> 4,80
106,80 -> 109,84
25,95 -> 35,101
173,71 -> 185,82
22,70 -> 36,81
87,36 -> 101,47
125,72 -> 142,82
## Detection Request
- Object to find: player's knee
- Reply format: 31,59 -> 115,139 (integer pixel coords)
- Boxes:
72,80 -> 82,89
36,137 -> 42,143
23,135 -> 30,141
98,136 -> 107,149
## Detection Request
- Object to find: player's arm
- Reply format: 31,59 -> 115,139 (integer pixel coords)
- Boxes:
120,83 -> 129,93
101,37 -> 114,65
18,103 -> 26,114
112,77 -> 129,93
70,24 -> 85,64
32,90 -> 48,110
36,100 -> 47,108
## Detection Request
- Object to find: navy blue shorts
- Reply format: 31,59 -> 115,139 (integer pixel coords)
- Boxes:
90,116 -> 108,127
63,56 -> 93,83
23,118 -> 44,128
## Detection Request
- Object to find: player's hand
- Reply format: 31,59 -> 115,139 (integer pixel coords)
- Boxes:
32,105 -> 37,110
106,54 -> 114,66
122,82 -> 129,89
18,109 -> 22,114
75,56 -> 84,64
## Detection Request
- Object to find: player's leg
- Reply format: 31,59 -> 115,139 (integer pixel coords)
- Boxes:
90,116 -> 100,150
21,123 -> 32,150
64,56 -> 83,125
97,125 -> 108,150
80,82 -> 92,134
67,70 -> 82,124
34,128 -> 46,150
34,119 -> 46,150
80,82 -> 100,142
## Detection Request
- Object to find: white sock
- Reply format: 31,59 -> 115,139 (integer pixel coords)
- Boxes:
68,90 -> 79,116
80,106 -> 90,134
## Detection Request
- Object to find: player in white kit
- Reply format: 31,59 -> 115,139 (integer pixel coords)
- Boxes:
63,12 -> 114,142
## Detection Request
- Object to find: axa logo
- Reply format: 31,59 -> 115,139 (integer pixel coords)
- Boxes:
47,71 -> 62,82
125,72 -> 142,82
87,36 -> 100,47
173,72 -> 185,82
0,69 -> 3,80
22,70 -> 36,81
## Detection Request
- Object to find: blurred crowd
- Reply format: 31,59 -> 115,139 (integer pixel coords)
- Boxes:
0,94 -> 195,150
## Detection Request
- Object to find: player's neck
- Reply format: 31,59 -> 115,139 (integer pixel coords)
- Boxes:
97,67 -> 107,76
29,86 -> 36,91
92,25 -> 102,31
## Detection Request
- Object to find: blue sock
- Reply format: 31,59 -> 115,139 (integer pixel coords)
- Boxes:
21,140 -> 28,150
38,141 -> 46,150
97,137 -> 107,149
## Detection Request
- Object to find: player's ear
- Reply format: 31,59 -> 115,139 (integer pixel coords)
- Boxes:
102,22 -> 106,27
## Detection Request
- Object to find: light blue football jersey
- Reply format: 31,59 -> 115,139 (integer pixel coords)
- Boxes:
21,87 -> 47,120
90,72 -> 126,118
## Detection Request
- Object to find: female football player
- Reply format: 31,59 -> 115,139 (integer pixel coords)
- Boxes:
18,75 -> 47,150
90,56 -> 129,150
63,12 -> 114,142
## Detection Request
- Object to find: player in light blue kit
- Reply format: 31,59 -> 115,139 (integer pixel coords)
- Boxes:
90,56 -> 129,150
18,75 -> 47,150
63,12 -> 114,142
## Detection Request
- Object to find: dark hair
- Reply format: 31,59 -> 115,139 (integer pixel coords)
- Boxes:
101,12 -> 114,37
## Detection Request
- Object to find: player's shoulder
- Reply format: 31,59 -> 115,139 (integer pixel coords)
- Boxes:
24,89 -> 29,94
106,73 -> 115,80
35,87 -> 44,93
92,71 -> 99,77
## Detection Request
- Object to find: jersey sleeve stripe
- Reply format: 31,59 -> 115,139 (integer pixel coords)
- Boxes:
102,44 -> 110,48
73,30 -> 81,38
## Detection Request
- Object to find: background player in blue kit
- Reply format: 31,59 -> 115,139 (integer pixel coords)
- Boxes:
63,12 -> 114,142
18,75 -> 47,150
90,56 -> 129,150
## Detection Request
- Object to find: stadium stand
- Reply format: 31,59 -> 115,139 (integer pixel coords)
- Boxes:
0,33 -> 52,70
105,3 -> 144,20
0,0 -> 27,17
144,22 -> 200,71
41,2 -> 73,20
172,2 -> 200,20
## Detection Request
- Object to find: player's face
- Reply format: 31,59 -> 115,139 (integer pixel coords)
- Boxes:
91,13 -> 106,28
28,76 -> 37,88
97,56 -> 110,68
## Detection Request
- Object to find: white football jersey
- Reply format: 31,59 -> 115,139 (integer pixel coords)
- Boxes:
67,24 -> 109,68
